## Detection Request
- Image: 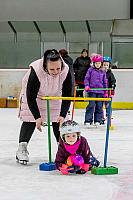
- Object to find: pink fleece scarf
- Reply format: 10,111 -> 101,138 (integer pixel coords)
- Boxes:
64,139 -> 81,155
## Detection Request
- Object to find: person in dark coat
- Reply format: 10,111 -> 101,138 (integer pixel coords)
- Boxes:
73,49 -> 91,97
59,49 -> 75,96
55,120 -> 100,175
102,56 -> 116,117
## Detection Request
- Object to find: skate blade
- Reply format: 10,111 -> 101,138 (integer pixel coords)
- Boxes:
94,123 -> 101,128
84,126 -> 94,129
16,156 -> 28,165
43,123 -> 52,126
84,123 -> 94,129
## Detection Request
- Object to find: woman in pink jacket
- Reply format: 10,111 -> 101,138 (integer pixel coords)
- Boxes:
16,49 -> 73,164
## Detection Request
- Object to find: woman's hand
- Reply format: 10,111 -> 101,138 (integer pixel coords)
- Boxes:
35,118 -> 44,132
57,116 -> 64,126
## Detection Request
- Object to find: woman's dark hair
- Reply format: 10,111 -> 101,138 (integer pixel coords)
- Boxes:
81,49 -> 88,54
43,49 -> 62,71
59,49 -> 68,57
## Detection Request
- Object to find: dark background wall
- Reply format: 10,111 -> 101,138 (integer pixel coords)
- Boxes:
0,0 -> 132,69
130,0 -> 133,19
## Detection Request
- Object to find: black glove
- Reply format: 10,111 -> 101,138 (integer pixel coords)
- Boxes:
89,156 -> 100,167
112,85 -> 116,90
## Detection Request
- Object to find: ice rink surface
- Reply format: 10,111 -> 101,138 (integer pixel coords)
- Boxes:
0,108 -> 133,200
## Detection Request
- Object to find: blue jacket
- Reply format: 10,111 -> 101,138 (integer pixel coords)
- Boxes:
84,66 -> 107,94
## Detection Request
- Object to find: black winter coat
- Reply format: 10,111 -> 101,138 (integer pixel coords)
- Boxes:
106,69 -> 116,89
62,55 -> 75,96
73,56 -> 91,84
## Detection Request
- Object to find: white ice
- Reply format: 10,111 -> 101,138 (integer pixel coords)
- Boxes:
0,108 -> 133,200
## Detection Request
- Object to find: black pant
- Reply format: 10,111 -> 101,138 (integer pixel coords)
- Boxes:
76,83 -> 84,97
19,121 -> 60,143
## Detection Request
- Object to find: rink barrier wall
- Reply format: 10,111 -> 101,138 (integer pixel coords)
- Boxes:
0,69 -> 133,109
74,102 -> 133,109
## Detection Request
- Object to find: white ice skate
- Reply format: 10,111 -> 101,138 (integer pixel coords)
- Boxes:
84,122 -> 93,128
94,122 -> 100,128
16,142 -> 29,165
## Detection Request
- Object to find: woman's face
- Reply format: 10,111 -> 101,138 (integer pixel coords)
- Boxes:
47,60 -> 62,76
82,51 -> 88,57
64,132 -> 78,145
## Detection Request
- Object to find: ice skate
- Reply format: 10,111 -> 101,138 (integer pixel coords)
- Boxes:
84,122 -> 93,128
100,118 -> 106,125
94,122 -> 100,128
16,142 -> 29,165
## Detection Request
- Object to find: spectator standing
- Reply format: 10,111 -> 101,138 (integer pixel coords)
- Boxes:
73,49 -> 91,97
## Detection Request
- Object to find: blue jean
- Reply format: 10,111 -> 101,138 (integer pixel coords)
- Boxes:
85,92 -> 104,123
104,97 -> 112,117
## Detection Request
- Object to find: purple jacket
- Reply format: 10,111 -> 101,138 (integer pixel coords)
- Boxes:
84,66 -> 107,94
55,136 -> 90,169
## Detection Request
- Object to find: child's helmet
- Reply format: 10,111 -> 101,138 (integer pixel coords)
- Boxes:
91,54 -> 103,62
60,120 -> 80,137
103,56 -> 112,63
90,53 -> 97,62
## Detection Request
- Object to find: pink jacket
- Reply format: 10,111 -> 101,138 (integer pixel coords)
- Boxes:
19,58 -> 69,122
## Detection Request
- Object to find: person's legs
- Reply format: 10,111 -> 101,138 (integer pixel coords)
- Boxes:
94,93 -> 103,123
105,99 -> 112,117
76,84 -> 80,97
100,103 -> 106,124
79,84 -> 84,97
16,122 -> 36,163
85,92 -> 96,124
19,122 -> 36,143
52,122 -> 60,142
76,83 -> 84,97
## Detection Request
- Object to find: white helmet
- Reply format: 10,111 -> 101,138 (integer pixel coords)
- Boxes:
60,120 -> 80,138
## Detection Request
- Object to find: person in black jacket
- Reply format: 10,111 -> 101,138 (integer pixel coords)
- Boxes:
73,49 -> 91,97
59,49 -> 75,96
102,56 -> 116,118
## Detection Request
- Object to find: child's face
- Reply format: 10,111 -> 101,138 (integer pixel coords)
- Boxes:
101,65 -> 106,72
103,62 -> 110,71
94,62 -> 102,69
64,132 -> 78,145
